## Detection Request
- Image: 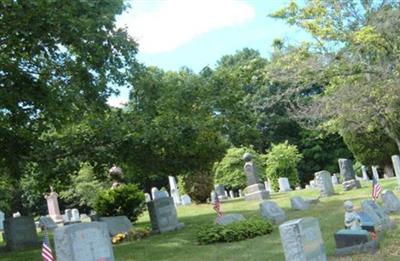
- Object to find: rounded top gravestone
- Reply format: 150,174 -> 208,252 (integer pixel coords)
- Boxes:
243,152 -> 252,162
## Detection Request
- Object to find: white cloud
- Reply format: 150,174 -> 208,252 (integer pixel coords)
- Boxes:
117,0 -> 255,54
107,96 -> 128,108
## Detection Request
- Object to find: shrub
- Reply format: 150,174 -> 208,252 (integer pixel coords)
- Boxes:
214,147 -> 265,190
197,217 -> 273,244
126,227 -> 150,241
183,171 -> 213,203
93,184 -> 145,222
265,141 -> 302,191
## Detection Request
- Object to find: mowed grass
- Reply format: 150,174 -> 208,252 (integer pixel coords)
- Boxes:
2,178 -> 400,261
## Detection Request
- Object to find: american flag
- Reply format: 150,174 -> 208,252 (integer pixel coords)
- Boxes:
212,193 -> 223,217
42,229 -> 55,261
372,175 -> 382,201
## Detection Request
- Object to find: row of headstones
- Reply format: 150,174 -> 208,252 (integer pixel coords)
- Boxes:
147,187 -> 192,206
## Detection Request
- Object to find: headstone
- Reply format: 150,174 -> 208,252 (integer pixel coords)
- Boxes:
309,180 -> 316,188
13,212 -> 21,218
357,211 -> 375,232
144,193 -> 151,202
338,158 -> 356,181
279,217 -> 327,261
391,155 -> 400,189
0,210 -> 4,230
71,209 -> 81,223
229,190 -> 235,199
314,170 -> 335,197
259,201 -> 286,224
215,214 -> 245,225
361,200 -> 393,231
290,196 -> 310,211
238,189 -> 244,197
362,165 -> 370,180
210,190 -> 217,204
381,190 -> 400,213
151,187 -> 159,200
181,194 -> 192,206
224,190 -> 229,198
3,216 -> 39,250
151,187 -> 168,200
147,197 -> 184,233
334,229 -> 378,256
45,187 -> 64,223
243,153 -> 269,201
99,216 -> 132,236
278,177 -> 292,192
342,179 -> 361,191
214,184 -> 228,200
168,176 -> 181,206
372,166 -> 380,180
305,185 -> 310,189
54,222 -> 114,261
39,216 -> 58,230
65,209 -> 72,221
331,174 -> 339,185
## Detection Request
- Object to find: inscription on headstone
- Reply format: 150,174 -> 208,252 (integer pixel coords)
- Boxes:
147,197 -> 184,233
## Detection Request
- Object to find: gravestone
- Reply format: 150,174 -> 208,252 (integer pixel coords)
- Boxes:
215,214 -> 245,225
391,155 -> 400,189
224,190 -> 229,198
65,209 -> 72,221
181,194 -> 192,206
71,209 -> 80,223
99,216 -> 132,236
54,222 -> 114,261
39,216 -> 58,230
144,193 -> 151,202
381,190 -> 400,213
334,229 -> 378,256
342,179 -> 361,191
362,165 -> 370,180
151,187 -> 159,200
151,187 -> 168,200
210,191 -> 217,204
338,158 -> 356,181
314,170 -> 335,197
238,189 -> 244,197
214,184 -> 228,200
229,190 -> 235,199
147,197 -> 184,233
361,200 -> 393,231
3,216 -> 39,250
357,211 -> 375,232
331,174 -> 339,185
243,153 -> 269,201
45,187 -> 64,223
309,180 -> 316,188
0,210 -> 4,230
279,217 -> 327,261
290,196 -> 310,211
278,177 -> 292,192
372,166 -> 380,180
259,201 -> 286,224
168,176 -> 181,206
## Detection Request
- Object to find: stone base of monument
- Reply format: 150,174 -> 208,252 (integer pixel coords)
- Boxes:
343,179 -> 361,191
334,229 -> 379,256
244,184 -> 270,201
3,216 -> 40,251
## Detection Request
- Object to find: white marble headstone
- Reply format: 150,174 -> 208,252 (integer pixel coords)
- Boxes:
372,166 -> 380,180
362,165 -> 369,180
392,155 -> 400,187
181,194 -> 192,206
0,210 -> 4,230
168,176 -> 181,205
71,209 -> 80,222
278,177 -> 292,192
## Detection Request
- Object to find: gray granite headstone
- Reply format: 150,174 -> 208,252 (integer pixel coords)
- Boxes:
242,153 -> 269,201
54,222 -> 114,261
0,210 -> 4,230
99,216 -> 132,236
39,216 -> 58,230
392,155 -> 400,188
314,170 -> 334,197
278,177 -> 292,192
381,190 -> 400,213
3,216 -> 39,250
243,152 -> 260,185
181,194 -> 192,206
334,229 -> 378,256
215,214 -> 245,225
147,197 -> 184,233
338,159 -> 356,181
210,190 -> 217,204
214,184 -> 228,200
361,200 -> 392,231
290,196 -> 310,211
259,201 -> 286,224
279,217 -> 327,261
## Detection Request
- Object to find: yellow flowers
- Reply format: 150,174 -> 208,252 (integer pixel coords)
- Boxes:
111,232 -> 126,244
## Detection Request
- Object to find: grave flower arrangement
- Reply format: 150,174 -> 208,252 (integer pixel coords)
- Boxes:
111,228 -> 150,244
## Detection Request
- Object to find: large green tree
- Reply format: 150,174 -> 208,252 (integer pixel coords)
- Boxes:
0,0 -> 138,214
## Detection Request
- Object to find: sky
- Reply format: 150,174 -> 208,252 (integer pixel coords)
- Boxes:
108,0 -> 308,107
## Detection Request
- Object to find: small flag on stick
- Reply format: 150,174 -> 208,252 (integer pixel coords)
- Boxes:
212,193 -> 223,217
42,229 -> 55,261
372,175 -> 382,201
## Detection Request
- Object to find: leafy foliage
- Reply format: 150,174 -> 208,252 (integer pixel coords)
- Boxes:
265,141 -> 302,191
197,217 -> 273,244
93,184 -> 145,222
183,171 -> 214,203
214,147 -> 265,190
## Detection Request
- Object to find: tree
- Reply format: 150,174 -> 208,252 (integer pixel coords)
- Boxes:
0,0 -> 138,215
265,141 -> 302,190
214,147 -> 265,190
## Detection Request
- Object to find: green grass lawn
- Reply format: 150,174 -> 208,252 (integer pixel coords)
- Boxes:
2,178 -> 400,261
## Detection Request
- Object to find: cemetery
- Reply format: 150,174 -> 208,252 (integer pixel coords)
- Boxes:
2,0 -> 400,261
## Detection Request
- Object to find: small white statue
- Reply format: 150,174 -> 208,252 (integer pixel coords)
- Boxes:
344,201 -> 361,230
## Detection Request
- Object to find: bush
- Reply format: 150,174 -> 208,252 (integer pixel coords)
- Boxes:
214,147 -> 265,190
93,184 -> 145,222
265,141 -> 302,191
197,217 -> 273,244
183,171 -> 213,203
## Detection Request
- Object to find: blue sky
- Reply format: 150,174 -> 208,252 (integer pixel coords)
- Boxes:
109,0 -> 308,107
